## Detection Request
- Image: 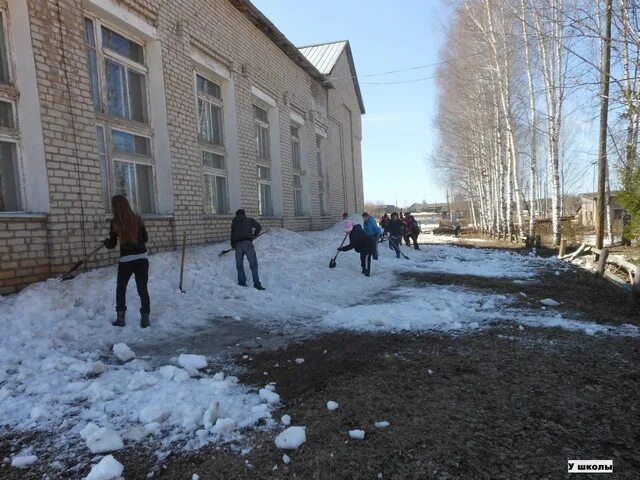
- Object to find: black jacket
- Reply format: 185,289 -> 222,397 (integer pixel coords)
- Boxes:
230,214 -> 261,248
385,218 -> 405,237
104,218 -> 148,257
339,225 -> 373,255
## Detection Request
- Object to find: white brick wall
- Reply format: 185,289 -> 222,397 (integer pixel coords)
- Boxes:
0,0 -> 361,292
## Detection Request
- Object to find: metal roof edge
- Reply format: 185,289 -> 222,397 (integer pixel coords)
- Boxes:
339,41 -> 366,115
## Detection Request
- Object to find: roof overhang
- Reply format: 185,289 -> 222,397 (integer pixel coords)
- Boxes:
342,42 -> 366,114
229,0 -> 333,89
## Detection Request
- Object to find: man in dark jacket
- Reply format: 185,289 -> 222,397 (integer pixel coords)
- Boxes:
230,209 -> 264,290
338,224 -> 375,277
384,212 -> 405,258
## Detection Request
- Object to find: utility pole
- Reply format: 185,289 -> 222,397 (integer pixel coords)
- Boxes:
596,0 -> 612,250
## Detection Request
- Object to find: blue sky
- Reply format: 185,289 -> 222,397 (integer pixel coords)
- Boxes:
252,0 -> 451,207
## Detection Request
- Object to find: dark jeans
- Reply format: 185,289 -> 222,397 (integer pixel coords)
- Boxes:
235,240 -> 260,286
370,235 -> 379,259
404,234 -> 419,248
360,252 -> 372,272
116,259 -> 150,313
389,235 -> 402,258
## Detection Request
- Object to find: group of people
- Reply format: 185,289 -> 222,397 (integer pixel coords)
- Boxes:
338,210 -> 422,277
102,196 -> 423,328
103,195 -> 264,328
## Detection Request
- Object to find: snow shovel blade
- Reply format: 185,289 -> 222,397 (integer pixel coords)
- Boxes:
329,258 -> 337,268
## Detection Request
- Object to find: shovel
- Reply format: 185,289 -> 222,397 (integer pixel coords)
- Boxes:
219,229 -> 269,257
329,232 -> 350,268
59,243 -> 105,281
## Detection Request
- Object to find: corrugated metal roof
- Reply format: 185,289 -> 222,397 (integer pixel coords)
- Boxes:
299,41 -> 348,75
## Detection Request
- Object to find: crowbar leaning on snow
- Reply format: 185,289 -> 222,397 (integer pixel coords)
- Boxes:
218,229 -> 269,257
59,243 -> 105,281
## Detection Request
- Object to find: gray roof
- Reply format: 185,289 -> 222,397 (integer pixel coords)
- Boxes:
299,41 -> 365,114
299,41 -> 348,74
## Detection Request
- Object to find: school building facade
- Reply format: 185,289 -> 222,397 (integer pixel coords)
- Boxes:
0,0 -> 365,293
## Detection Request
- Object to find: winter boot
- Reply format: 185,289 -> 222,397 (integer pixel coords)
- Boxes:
112,311 -> 125,327
414,245 -> 420,250
364,269 -> 371,277
361,267 -> 366,275
140,313 -> 150,329
254,283 -> 265,291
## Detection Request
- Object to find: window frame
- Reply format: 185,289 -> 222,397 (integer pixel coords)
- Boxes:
293,174 -> 303,217
195,72 -> 229,215
85,16 -> 150,125
290,124 -> 301,171
316,134 -> 326,216
0,11 -> 12,85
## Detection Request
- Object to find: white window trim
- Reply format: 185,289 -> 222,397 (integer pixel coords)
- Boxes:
5,0 -> 48,213
195,72 -> 225,151
191,51 -> 231,81
290,111 -> 304,125
85,0 -> 157,40
251,86 -> 276,108
84,5 -> 173,213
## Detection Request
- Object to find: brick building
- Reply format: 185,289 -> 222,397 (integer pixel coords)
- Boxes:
0,0 -> 365,293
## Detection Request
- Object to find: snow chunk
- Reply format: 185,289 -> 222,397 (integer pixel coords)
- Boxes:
374,421 -> 390,429
85,455 -> 123,480
11,455 -> 37,468
349,429 -> 365,440
85,428 -> 124,453
30,404 -> 47,420
280,414 -> 291,426
158,365 -> 190,382
274,426 -> 306,449
127,371 -> 158,391
112,343 -> 135,362
213,418 -> 236,435
192,475 -> 200,480
259,388 -> 280,404
294,358 -> 305,364
80,422 -> 101,440
327,401 -> 339,411
282,454 -> 291,464
178,354 -> 207,371
203,401 -> 220,429
540,298 -> 560,307
139,405 -> 170,424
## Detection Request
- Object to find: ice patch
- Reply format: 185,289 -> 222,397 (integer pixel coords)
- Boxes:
349,429 -> 365,439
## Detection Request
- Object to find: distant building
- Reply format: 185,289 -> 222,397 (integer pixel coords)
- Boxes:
578,193 -> 627,227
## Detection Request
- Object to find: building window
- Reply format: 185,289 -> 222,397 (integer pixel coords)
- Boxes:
258,165 -> 273,216
316,135 -> 326,216
96,126 -> 110,210
196,73 -> 228,214
84,18 -> 148,123
113,160 -> 153,214
293,174 -> 303,216
290,125 -> 301,170
0,140 -> 20,211
0,13 -> 10,84
254,105 -> 270,162
196,75 -> 223,146
254,104 -> 272,216
85,17 -> 155,213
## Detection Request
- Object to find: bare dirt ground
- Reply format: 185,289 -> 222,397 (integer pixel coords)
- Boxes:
2,242 -> 639,479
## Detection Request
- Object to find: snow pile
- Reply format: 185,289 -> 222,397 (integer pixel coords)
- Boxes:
2,221 -> 638,470
85,455 -> 123,480
274,426 -> 306,449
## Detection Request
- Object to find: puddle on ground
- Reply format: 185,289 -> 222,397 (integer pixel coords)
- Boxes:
133,316 -> 317,367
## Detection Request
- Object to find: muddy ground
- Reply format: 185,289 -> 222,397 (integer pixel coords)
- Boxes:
2,245 -> 639,479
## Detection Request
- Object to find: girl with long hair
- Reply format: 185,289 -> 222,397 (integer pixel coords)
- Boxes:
103,195 -> 150,328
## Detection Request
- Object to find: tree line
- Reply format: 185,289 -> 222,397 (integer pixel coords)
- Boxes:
433,0 -> 640,245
